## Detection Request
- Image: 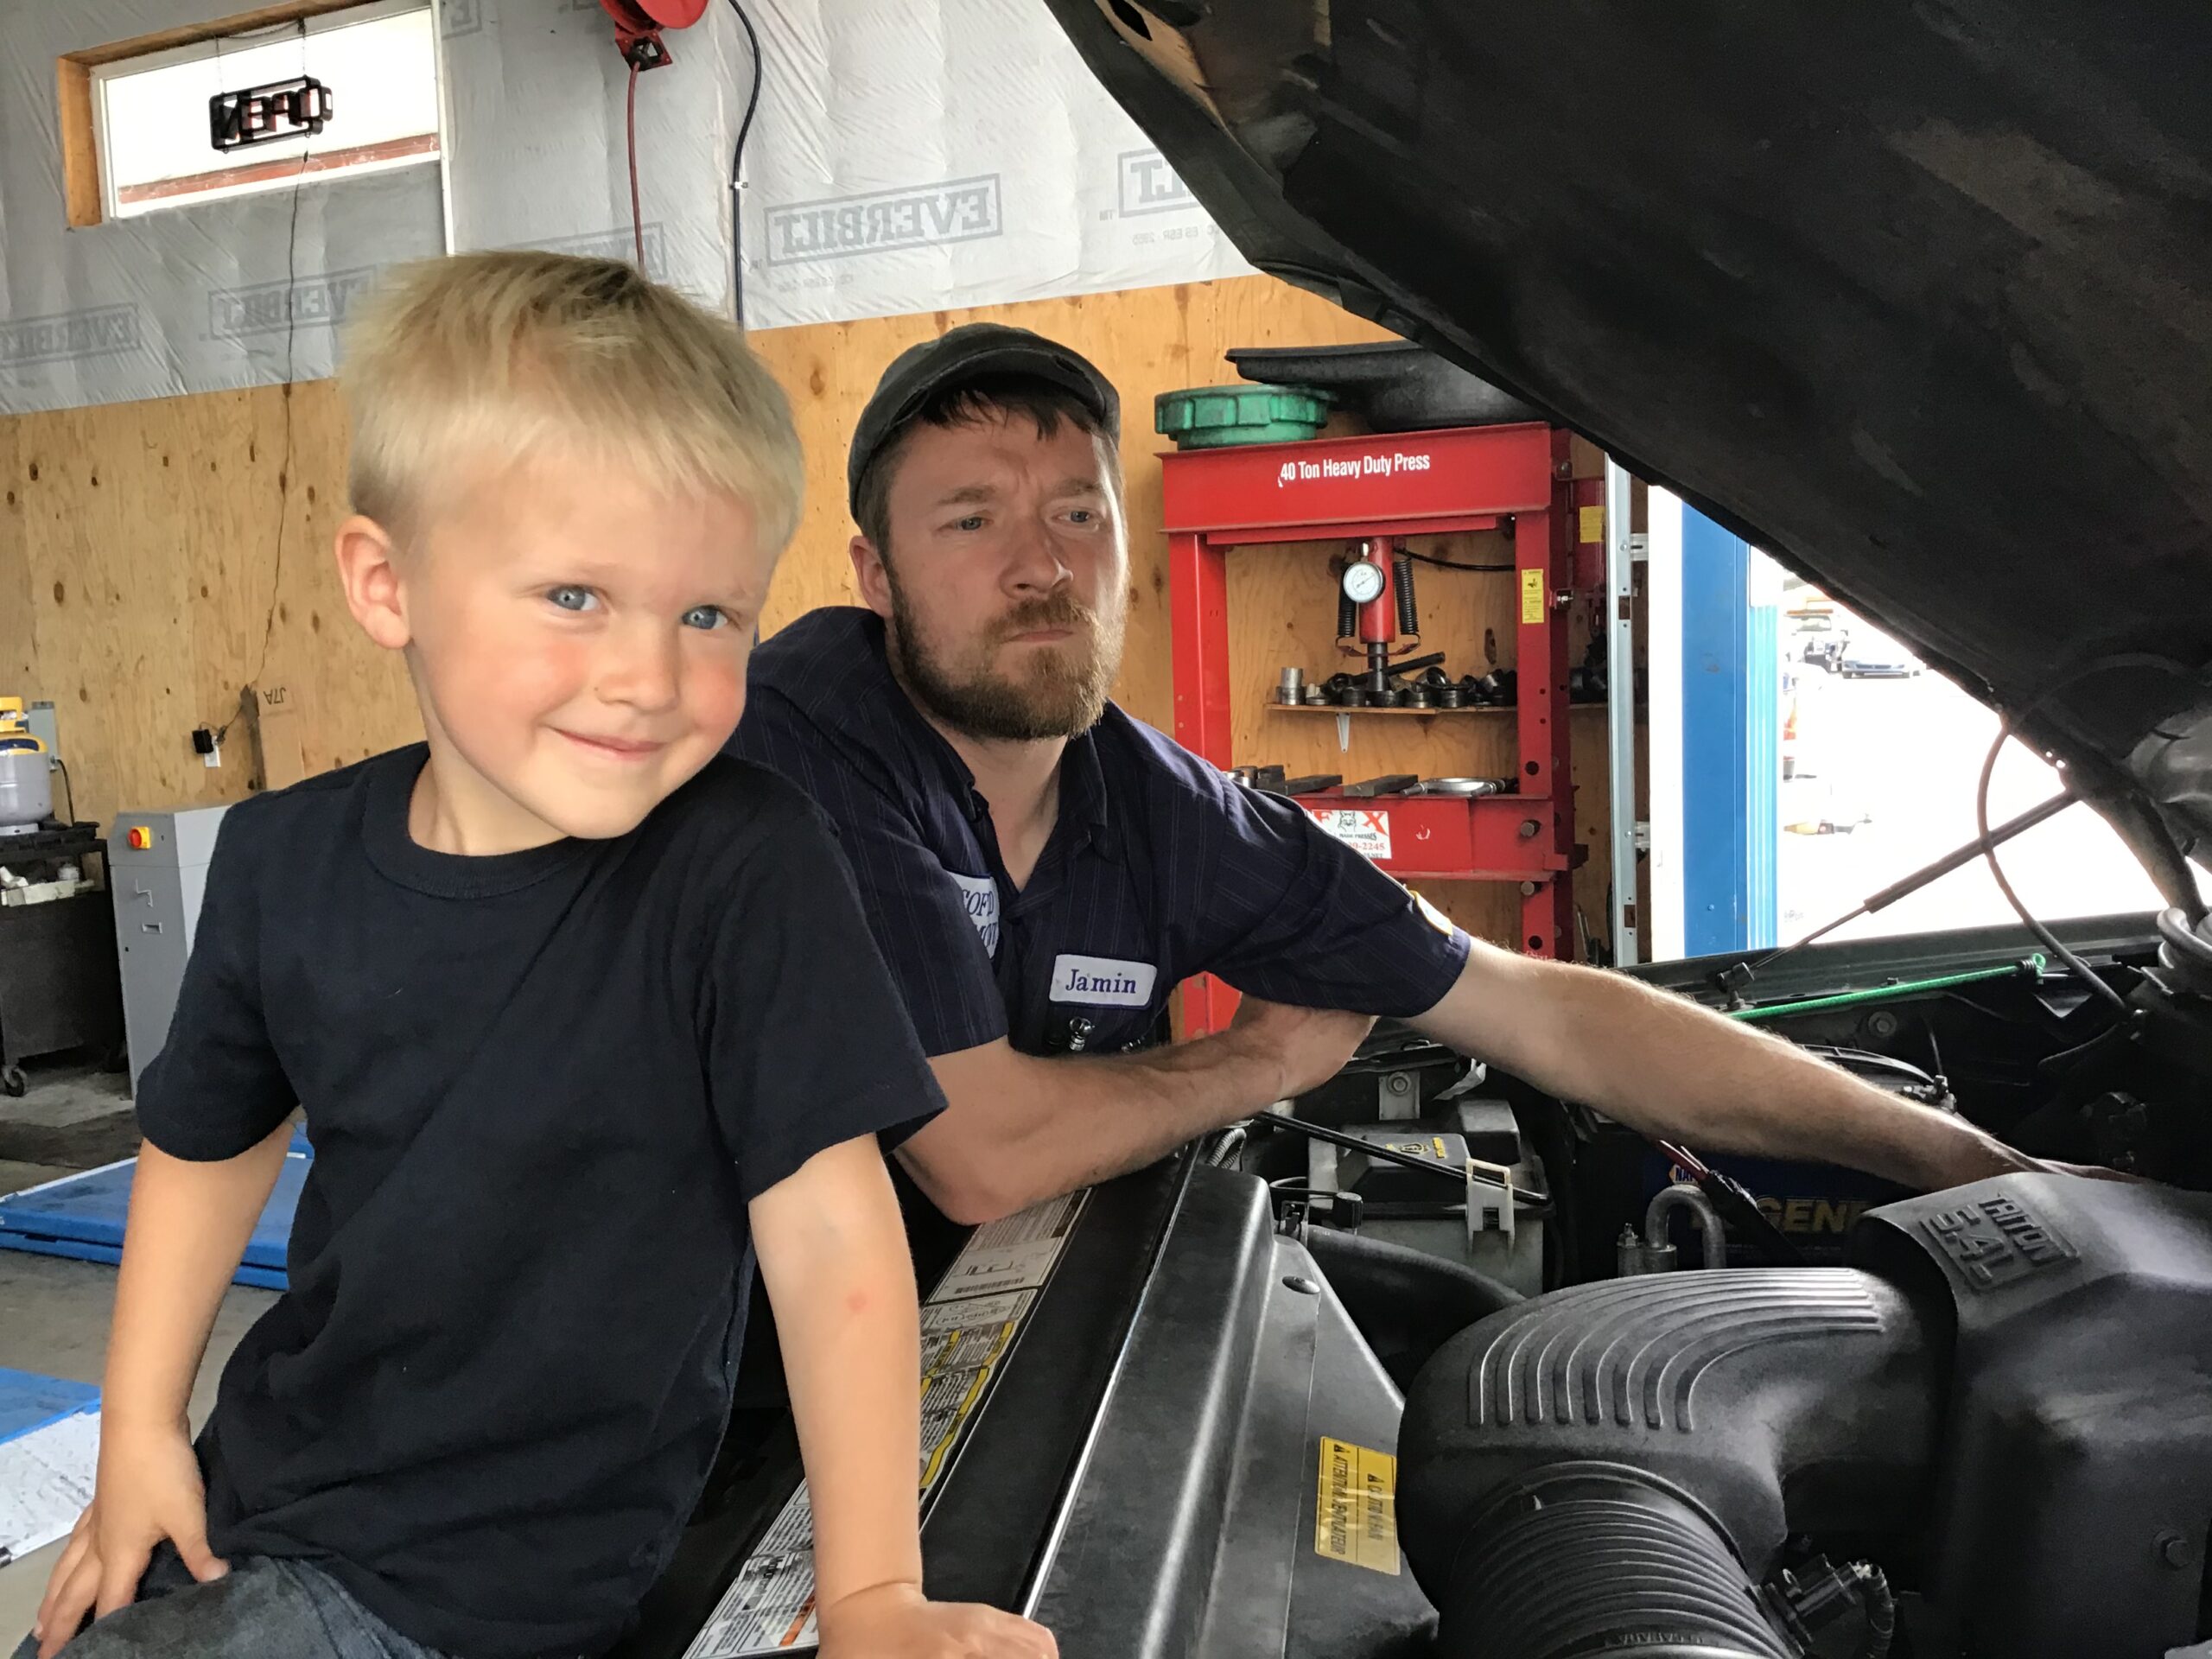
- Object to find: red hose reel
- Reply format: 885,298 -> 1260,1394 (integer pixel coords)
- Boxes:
599,0 -> 709,69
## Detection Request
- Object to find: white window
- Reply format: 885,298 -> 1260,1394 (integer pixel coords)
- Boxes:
95,1 -> 440,221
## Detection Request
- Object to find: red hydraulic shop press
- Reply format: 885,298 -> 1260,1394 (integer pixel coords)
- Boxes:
1162,422 -> 1602,1034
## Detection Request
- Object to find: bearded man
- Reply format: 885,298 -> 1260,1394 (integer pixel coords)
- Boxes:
729,324 -> 2064,1252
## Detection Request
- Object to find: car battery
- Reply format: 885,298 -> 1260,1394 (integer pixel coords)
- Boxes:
1313,1114 -> 1547,1295
1338,1128 -> 1471,1210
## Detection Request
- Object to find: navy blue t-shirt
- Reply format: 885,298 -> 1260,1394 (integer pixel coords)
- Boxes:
134,747 -> 940,1658
729,607 -> 1471,1063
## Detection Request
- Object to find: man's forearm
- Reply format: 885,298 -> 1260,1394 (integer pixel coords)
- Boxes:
105,1129 -> 290,1432
1416,949 -> 2028,1191
902,1029 -> 1288,1224
1562,973 -> 2018,1185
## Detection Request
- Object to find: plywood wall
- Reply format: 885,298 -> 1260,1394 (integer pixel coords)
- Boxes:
0,377 -> 423,833
0,272 -> 1625,949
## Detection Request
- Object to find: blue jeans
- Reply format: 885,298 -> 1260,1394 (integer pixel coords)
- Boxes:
12,1542 -> 448,1659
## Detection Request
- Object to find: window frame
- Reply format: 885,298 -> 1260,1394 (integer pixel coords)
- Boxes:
58,0 -> 441,229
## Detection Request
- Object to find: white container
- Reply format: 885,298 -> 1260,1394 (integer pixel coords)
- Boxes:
0,747 -> 53,829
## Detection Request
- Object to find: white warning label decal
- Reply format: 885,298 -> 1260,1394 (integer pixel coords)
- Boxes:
682,1193 -> 1083,1656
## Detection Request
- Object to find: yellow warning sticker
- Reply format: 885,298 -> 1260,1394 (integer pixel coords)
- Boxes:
1315,1437 -> 1400,1574
1580,504 -> 1605,545
1520,567 -> 1545,624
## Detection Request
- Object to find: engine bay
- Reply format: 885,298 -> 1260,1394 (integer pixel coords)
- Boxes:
1230,912 -> 2212,1659
632,913 -> 2209,1659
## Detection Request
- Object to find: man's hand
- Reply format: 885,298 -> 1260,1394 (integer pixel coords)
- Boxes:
817,1582 -> 1057,1658
35,1420 -> 228,1657
1226,996 -> 1375,1102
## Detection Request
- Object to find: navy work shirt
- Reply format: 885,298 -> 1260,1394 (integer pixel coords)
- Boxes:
730,608 -> 1471,1065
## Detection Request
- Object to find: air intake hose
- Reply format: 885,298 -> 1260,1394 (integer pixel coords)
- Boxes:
1401,1269 -> 1942,1656
1433,1465 -> 1796,1659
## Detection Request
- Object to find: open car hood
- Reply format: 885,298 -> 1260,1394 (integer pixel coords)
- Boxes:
1044,0 -> 2212,901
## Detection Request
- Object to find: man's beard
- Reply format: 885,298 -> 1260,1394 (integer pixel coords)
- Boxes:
884,572 -> 1123,743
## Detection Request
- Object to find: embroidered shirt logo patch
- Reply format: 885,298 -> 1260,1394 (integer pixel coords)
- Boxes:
949,871 -> 1000,955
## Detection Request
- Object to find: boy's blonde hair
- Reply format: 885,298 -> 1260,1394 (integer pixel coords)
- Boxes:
343,251 -> 802,556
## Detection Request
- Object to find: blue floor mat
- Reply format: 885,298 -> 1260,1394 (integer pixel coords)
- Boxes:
0,1367 -> 99,1447
0,1129 -> 308,1291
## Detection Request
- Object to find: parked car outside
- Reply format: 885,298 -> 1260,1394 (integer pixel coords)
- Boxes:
1834,626 -> 1923,678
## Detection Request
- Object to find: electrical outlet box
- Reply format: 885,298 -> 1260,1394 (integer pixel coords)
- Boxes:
244,684 -> 305,791
25,700 -> 59,762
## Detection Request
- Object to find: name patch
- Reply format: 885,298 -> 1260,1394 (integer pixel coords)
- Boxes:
949,871 -> 1000,955
1048,954 -> 1158,1007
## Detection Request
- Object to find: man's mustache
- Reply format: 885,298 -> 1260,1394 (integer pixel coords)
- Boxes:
992,594 -> 1096,642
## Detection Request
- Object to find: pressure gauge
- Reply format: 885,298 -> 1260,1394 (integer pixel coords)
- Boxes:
1341,560 -> 1387,606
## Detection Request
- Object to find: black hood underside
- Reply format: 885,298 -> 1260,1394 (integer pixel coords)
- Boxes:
1044,0 -> 2212,884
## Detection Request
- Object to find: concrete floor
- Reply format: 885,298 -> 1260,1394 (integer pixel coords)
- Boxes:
0,1060 -> 274,1642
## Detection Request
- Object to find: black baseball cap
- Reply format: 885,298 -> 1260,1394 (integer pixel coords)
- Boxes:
846,323 -> 1121,517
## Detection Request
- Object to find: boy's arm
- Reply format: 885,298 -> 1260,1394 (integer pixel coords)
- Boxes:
35,1128 -> 290,1656
705,801 -> 1051,1650
750,1138 -> 1053,1658
105,1134 -> 292,1440
750,1138 -> 920,1608
38,811 -> 296,1656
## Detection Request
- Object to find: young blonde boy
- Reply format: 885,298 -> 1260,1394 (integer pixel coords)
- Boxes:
21,254 -> 1054,1659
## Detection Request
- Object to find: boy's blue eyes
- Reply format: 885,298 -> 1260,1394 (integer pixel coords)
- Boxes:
543,590 -> 730,632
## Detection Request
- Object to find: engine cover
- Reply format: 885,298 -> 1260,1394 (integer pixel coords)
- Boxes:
1397,1174 -> 2212,1659
1852,1173 -> 2212,1658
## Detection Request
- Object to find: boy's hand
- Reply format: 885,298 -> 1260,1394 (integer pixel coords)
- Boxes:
34,1421 -> 228,1658
817,1582 -> 1057,1658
